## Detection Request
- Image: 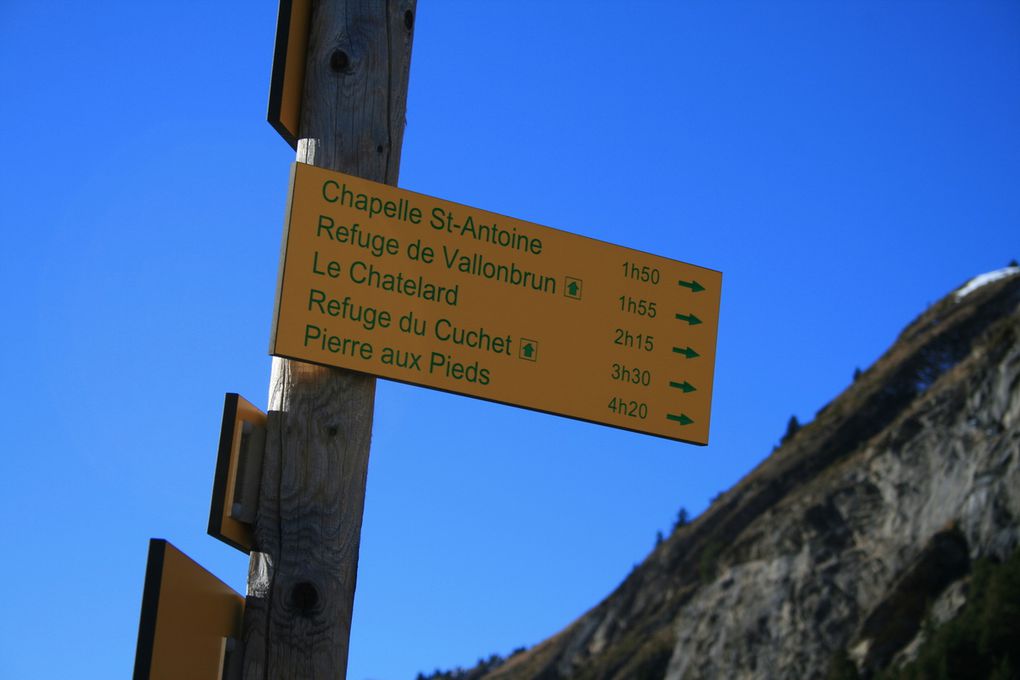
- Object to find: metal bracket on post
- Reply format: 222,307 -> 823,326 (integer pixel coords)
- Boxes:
208,393 -> 268,553
219,636 -> 244,680
230,419 -> 266,525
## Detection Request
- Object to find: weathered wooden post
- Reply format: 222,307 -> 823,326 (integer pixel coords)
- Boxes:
242,1 -> 416,677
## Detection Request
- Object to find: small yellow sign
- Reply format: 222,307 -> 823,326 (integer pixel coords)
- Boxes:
267,0 -> 311,148
271,163 -> 722,444
134,540 -> 244,680
208,393 -> 267,554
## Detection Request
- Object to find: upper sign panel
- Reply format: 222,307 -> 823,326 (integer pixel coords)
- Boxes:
271,163 -> 722,444
267,0 -> 311,148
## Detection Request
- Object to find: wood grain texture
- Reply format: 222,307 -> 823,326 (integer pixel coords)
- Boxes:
243,1 -> 416,678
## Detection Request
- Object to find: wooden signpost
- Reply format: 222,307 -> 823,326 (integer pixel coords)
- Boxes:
242,2 -> 418,679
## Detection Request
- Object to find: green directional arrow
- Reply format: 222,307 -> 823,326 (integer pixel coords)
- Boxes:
677,279 -> 705,293
567,281 -> 580,296
667,413 -> 694,425
672,346 -> 700,359
522,343 -> 535,358
669,380 -> 696,393
675,312 -> 702,326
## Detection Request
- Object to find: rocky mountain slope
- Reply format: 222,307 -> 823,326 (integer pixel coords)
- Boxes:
448,267 -> 1020,680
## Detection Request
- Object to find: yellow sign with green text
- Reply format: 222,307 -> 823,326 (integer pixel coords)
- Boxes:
271,163 -> 722,444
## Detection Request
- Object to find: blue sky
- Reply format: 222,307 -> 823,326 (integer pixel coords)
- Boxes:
1,2 -> 1017,679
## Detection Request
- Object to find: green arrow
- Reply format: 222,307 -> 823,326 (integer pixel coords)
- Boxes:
678,279 -> 705,293
669,380 -> 696,393
521,343 -> 535,358
667,413 -> 694,425
567,281 -> 580,296
672,346 -> 700,359
675,312 -> 702,326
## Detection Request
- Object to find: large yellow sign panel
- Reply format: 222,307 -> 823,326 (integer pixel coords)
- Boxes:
271,163 -> 722,444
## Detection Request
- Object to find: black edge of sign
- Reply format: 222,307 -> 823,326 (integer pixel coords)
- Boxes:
268,0 -> 299,149
133,538 -> 167,680
208,394 -> 249,553
269,162 -> 300,356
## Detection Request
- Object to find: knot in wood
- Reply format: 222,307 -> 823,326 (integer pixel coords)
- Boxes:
290,580 -> 320,616
330,49 -> 351,73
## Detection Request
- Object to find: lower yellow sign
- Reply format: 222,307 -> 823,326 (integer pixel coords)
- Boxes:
134,539 -> 243,680
271,163 -> 722,444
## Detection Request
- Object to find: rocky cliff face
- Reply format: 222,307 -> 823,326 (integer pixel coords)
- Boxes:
470,268 -> 1020,680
